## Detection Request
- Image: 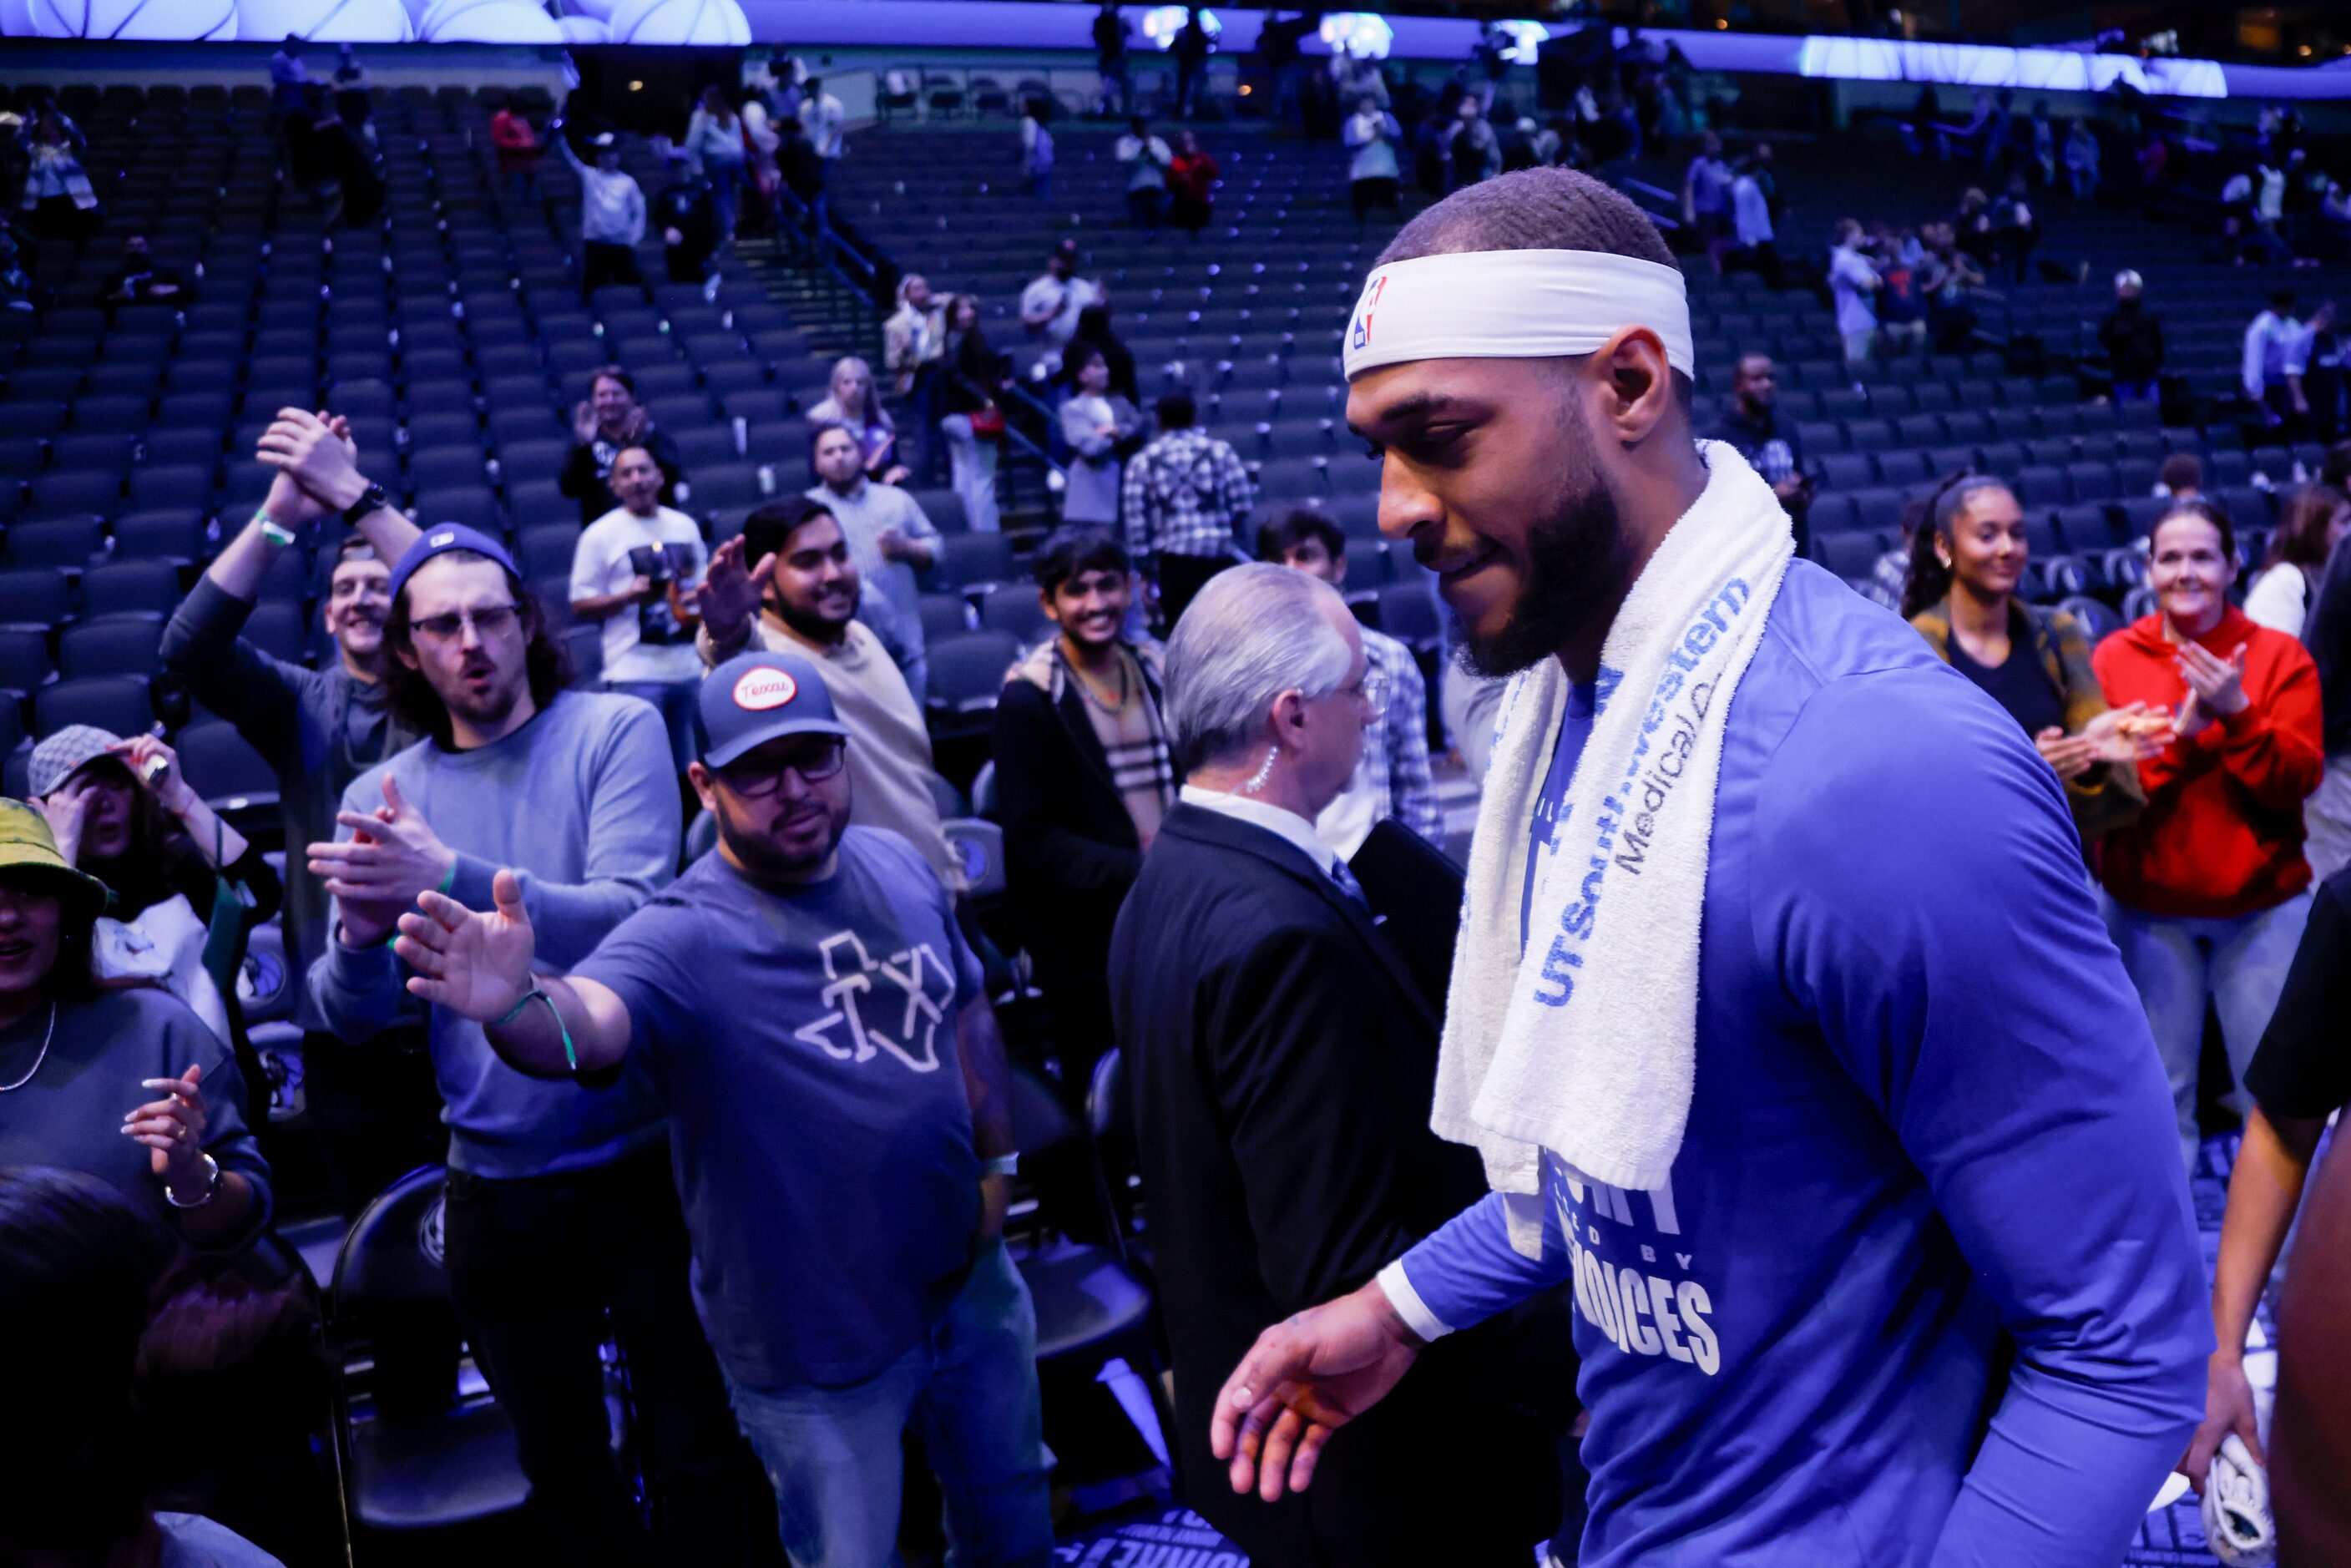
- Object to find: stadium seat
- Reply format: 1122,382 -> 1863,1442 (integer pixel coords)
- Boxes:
175,719 -> 280,807
0,628 -> 54,695
978,584 -> 1051,645
7,517 -> 105,572
60,613 -> 166,680
84,561 -> 184,619
34,675 -> 154,738
933,534 -> 1015,593
924,630 -> 1022,723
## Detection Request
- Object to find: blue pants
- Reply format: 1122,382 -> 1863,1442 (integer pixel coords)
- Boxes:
2102,890 -> 2313,1172
608,678 -> 699,773
724,1241 -> 1054,1568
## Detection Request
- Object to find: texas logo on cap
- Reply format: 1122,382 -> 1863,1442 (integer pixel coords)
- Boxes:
733,666 -> 798,711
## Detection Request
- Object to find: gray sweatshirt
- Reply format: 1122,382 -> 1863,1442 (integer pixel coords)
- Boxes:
308,690 -> 678,1180
161,578 -> 417,1034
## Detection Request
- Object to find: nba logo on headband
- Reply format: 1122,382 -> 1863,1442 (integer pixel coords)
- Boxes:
1349,276 -> 1388,355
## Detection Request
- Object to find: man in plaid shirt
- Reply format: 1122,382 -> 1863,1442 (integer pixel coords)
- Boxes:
1121,390 -> 1256,631
1259,509 -> 1443,855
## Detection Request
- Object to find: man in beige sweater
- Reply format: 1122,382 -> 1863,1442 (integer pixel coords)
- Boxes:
696,497 -> 964,893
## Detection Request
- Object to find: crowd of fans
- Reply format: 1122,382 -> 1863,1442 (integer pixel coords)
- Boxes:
12,35 -> 2351,1568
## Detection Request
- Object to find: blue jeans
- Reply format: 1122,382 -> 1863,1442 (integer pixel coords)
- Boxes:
725,1241 -> 1054,1568
609,678 -> 699,773
2102,891 -> 2313,1172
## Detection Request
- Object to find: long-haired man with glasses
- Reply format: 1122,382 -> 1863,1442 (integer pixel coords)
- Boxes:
302,523 -> 758,1568
383,649 -> 1054,1567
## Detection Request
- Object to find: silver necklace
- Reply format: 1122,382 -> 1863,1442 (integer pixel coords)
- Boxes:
0,1002 -> 58,1093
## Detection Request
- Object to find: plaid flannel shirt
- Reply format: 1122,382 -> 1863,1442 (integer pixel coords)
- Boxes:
1361,626 -> 1443,842
1120,427 -> 1256,564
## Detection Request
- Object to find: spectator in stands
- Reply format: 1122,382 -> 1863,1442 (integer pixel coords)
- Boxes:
1920,220 -> 1985,351
993,527 -> 1171,1071
1019,237 -> 1105,357
799,76 -> 846,162
0,1168 -> 286,1566
1828,218 -> 1881,370
1116,116 -> 1174,230
1951,186 -> 1997,271
2182,865 -> 2351,1513
1108,564 -> 1570,1565
1122,390 -> 1255,630
1990,173 -> 2040,285
1681,130 -> 1732,274
1018,96 -> 1054,200
1064,302 -> 1140,404
1258,509 -> 1443,853
100,234 -> 182,306
556,127 -> 647,303
163,446 -> 432,1218
267,39 -> 308,122
1727,152 -> 1780,288
1446,97 -> 1500,190
30,729 -> 281,1048
389,647 -> 1047,1566
2244,290 -> 2331,432
739,88 -> 782,230
806,356 -> 909,487
2064,119 -> 2101,202
1059,345 -> 1143,528
1899,475 -> 2150,842
2099,269 -> 2164,404
776,112 -> 830,247
16,100 -> 97,241
1872,232 -> 1929,358
0,807 -> 270,1251
489,95 -> 542,197
882,272 -> 948,400
562,365 -> 683,525
572,446 -> 710,774
2025,101 -> 2056,187
681,86 -> 746,246
307,523 -> 751,1566
1706,353 -> 1811,555
331,45 -> 372,146
2245,483 -> 2349,640
1172,5 -> 1216,119
810,422 -> 940,706
1167,129 -> 1220,235
2094,500 -> 2325,1172
941,294 -> 1008,535
1094,0 -> 1132,116
1345,96 -> 1404,221
695,501 -> 963,891
654,161 -> 717,286
2157,452 -> 2205,503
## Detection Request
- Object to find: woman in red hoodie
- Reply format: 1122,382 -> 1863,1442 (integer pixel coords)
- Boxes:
2095,498 -> 2325,1173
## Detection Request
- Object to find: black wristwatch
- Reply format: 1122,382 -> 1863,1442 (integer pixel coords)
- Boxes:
341,482 -> 392,529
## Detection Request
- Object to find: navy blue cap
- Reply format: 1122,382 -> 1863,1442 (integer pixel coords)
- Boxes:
697,650 -> 851,767
387,524 -> 523,608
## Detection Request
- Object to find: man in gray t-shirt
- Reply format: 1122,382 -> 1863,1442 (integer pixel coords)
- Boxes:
808,423 -> 940,706
392,649 -> 1052,1567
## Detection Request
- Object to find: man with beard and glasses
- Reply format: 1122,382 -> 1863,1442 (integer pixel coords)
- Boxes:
383,650 -> 1054,1568
270,417 -> 756,1568
1206,168 -> 2209,1566
164,427 -> 432,1212
695,497 -> 962,893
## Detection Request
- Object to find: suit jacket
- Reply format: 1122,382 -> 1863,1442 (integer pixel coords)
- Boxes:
1109,803 -> 1565,1566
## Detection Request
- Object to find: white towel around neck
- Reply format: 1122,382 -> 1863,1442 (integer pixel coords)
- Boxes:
1432,443 -> 1793,1247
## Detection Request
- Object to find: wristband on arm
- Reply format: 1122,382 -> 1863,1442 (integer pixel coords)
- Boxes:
493,983 -> 579,1074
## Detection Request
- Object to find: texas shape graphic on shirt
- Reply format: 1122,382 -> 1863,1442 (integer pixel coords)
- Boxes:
793,931 -> 955,1073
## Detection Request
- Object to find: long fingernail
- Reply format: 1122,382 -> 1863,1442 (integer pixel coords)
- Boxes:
1231,1387 -> 1252,1405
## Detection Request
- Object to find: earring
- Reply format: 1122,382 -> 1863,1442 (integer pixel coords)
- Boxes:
1239,745 -> 1279,795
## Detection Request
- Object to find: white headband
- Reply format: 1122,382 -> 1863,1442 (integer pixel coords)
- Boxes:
1342,249 -> 1696,381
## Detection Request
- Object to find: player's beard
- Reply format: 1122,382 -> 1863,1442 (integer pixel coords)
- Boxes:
1454,397 -> 1631,679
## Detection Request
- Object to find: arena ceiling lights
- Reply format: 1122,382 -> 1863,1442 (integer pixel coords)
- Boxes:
1317,11 -> 1391,60
1139,3 -> 1215,51
1795,36 -> 2228,98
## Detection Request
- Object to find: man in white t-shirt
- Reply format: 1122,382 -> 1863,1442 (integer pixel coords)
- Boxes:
1827,219 -> 1882,369
1019,238 -> 1104,356
571,444 -> 709,771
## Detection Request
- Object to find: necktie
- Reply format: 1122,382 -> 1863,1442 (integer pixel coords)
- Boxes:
1328,858 -> 1368,908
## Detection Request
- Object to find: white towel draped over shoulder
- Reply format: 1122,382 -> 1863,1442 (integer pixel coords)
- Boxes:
1432,443 -> 1793,1251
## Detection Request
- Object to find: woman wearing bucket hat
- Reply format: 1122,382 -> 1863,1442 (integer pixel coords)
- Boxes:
28,726 -> 281,1045
0,799 -> 272,1251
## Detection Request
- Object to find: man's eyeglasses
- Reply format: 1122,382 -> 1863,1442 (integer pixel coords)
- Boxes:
1343,670 -> 1392,711
718,741 -> 849,798
409,604 -> 523,645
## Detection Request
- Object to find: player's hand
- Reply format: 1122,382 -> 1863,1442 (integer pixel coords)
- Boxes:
2182,1351 -> 2263,1496
1210,1279 -> 1423,1503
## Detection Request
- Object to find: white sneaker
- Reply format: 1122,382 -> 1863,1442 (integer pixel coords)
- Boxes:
2202,1434 -> 2277,1566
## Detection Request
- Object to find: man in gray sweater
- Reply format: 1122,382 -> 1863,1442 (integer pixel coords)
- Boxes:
162,439 -> 429,1219
270,408 -> 752,1567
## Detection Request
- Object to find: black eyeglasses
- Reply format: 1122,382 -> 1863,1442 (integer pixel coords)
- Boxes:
410,604 -> 522,645
718,741 -> 848,798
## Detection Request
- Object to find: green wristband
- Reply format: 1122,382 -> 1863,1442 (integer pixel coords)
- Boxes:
252,508 -> 297,548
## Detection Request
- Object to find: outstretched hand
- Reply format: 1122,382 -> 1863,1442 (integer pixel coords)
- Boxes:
697,535 -> 776,649
257,407 -> 366,513
1209,1279 -> 1424,1504
396,867 -> 538,1022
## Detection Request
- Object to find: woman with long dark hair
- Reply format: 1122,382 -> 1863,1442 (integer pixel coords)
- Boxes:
940,293 -> 1008,534
0,801 -> 272,1252
1903,472 -> 2154,842
2244,483 -> 2349,639
1063,301 -> 1140,404
2093,499 -> 2326,1172
28,730 -> 280,1045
